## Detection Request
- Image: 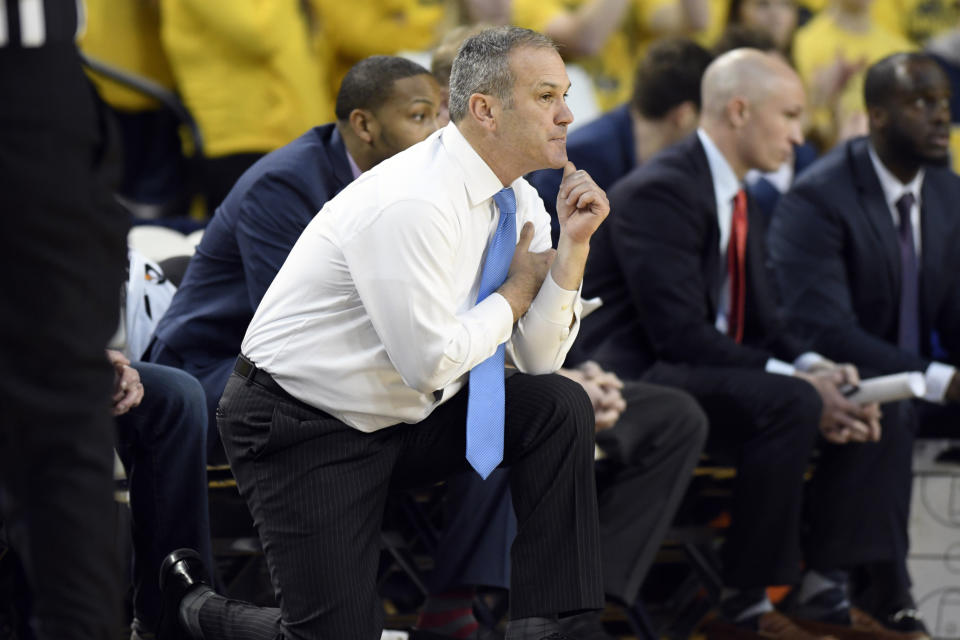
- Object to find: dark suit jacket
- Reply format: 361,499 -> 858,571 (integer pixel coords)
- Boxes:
578,133 -> 805,378
526,104 -> 635,243
768,136 -> 960,374
152,124 -> 353,367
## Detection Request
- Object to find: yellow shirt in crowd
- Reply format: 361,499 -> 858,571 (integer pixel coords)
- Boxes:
511,0 -> 659,111
793,12 -> 914,143
512,0 -> 727,111
313,0 -> 446,100
871,0 -> 960,44
80,0 -> 176,111
795,0 -> 958,44
160,0 -> 333,158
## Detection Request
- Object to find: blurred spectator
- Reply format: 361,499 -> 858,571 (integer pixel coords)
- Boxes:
312,0 -> 448,100
160,0 -> 333,213
927,26 -> 960,174
713,24 -> 779,54
793,0 -> 914,150
81,0 -> 188,218
795,0 -> 960,47
725,0 -> 799,56
872,0 -> 960,46
511,0 -> 710,111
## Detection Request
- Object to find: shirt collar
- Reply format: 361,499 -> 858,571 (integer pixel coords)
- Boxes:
443,121 -> 511,207
867,141 -> 924,208
345,148 -> 363,180
697,128 -> 741,209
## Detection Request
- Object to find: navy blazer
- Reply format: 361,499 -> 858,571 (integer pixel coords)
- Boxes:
578,133 -> 805,378
769,136 -> 960,374
526,104 -> 636,243
153,124 -> 354,367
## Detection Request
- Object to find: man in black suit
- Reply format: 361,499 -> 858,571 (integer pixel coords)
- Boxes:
770,52 -> 960,636
580,48 -> 905,639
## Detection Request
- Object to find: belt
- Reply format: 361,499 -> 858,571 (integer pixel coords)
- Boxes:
234,354 -> 293,400
233,355 -> 333,418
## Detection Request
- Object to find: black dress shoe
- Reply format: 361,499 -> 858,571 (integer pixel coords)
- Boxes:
880,608 -> 930,639
157,548 -> 211,640
557,610 -> 616,640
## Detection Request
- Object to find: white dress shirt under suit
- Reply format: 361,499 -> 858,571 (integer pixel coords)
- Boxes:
696,128 -> 826,376
242,122 -> 583,432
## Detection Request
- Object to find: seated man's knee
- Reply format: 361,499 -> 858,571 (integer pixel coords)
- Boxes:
768,375 -> 824,436
135,363 -> 208,435
661,387 -> 709,446
536,373 -> 596,444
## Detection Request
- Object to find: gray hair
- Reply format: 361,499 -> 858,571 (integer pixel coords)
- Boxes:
448,26 -> 556,123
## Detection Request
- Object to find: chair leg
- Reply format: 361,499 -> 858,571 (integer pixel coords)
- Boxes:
625,598 -> 660,640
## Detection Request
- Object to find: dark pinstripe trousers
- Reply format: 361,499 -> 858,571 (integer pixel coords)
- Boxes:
198,370 -> 605,639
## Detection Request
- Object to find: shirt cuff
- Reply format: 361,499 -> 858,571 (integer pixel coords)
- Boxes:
765,358 -> 797,376
529,271 -> 582,327
794,352 -> 830,372
467,291 -> 515,346
924,361 -> 956,403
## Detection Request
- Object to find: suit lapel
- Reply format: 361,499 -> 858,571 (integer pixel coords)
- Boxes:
689,137 -> 722,317
850,140 -> 901,297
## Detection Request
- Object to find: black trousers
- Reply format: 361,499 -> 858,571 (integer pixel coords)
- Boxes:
426,468 -> 516,593
0,45 -> 127,639
202,367 -> 605,639
642,361 -> 913,589
426,381 -> 708,606
594,381 -> 708,604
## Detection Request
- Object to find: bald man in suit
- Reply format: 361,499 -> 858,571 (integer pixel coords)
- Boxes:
579,49 -> 917,639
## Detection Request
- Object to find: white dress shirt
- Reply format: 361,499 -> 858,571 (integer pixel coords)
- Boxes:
697,128 -> 825,375
867,143 -> 955,403
242,122 -> 583,431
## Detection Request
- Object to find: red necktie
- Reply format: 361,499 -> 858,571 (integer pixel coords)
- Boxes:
727,189 -> 748,343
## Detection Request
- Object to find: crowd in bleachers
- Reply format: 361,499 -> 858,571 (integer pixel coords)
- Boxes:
3,1 -> 960,639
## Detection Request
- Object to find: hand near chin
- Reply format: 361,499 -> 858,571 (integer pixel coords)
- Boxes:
555,162 -> 609,243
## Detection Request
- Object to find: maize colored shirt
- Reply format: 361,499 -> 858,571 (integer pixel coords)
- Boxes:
512,0 -> 695,112
313,0 -> 445,99
80,0 -> 175,111
793,13 -> 914,142
160,0 -> 333,157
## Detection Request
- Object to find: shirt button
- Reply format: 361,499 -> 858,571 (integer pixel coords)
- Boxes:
561,328 -> 570,339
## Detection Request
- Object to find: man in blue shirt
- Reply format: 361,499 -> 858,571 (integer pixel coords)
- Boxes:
148,56 -> 442,459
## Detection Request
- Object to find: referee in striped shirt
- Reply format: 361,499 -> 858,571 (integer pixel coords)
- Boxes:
1,1 -> 128,638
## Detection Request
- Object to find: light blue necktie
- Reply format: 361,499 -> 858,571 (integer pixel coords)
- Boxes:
466,187 -> 517,479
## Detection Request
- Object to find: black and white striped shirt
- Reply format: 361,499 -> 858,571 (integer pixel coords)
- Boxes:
0,0 -> 84,48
